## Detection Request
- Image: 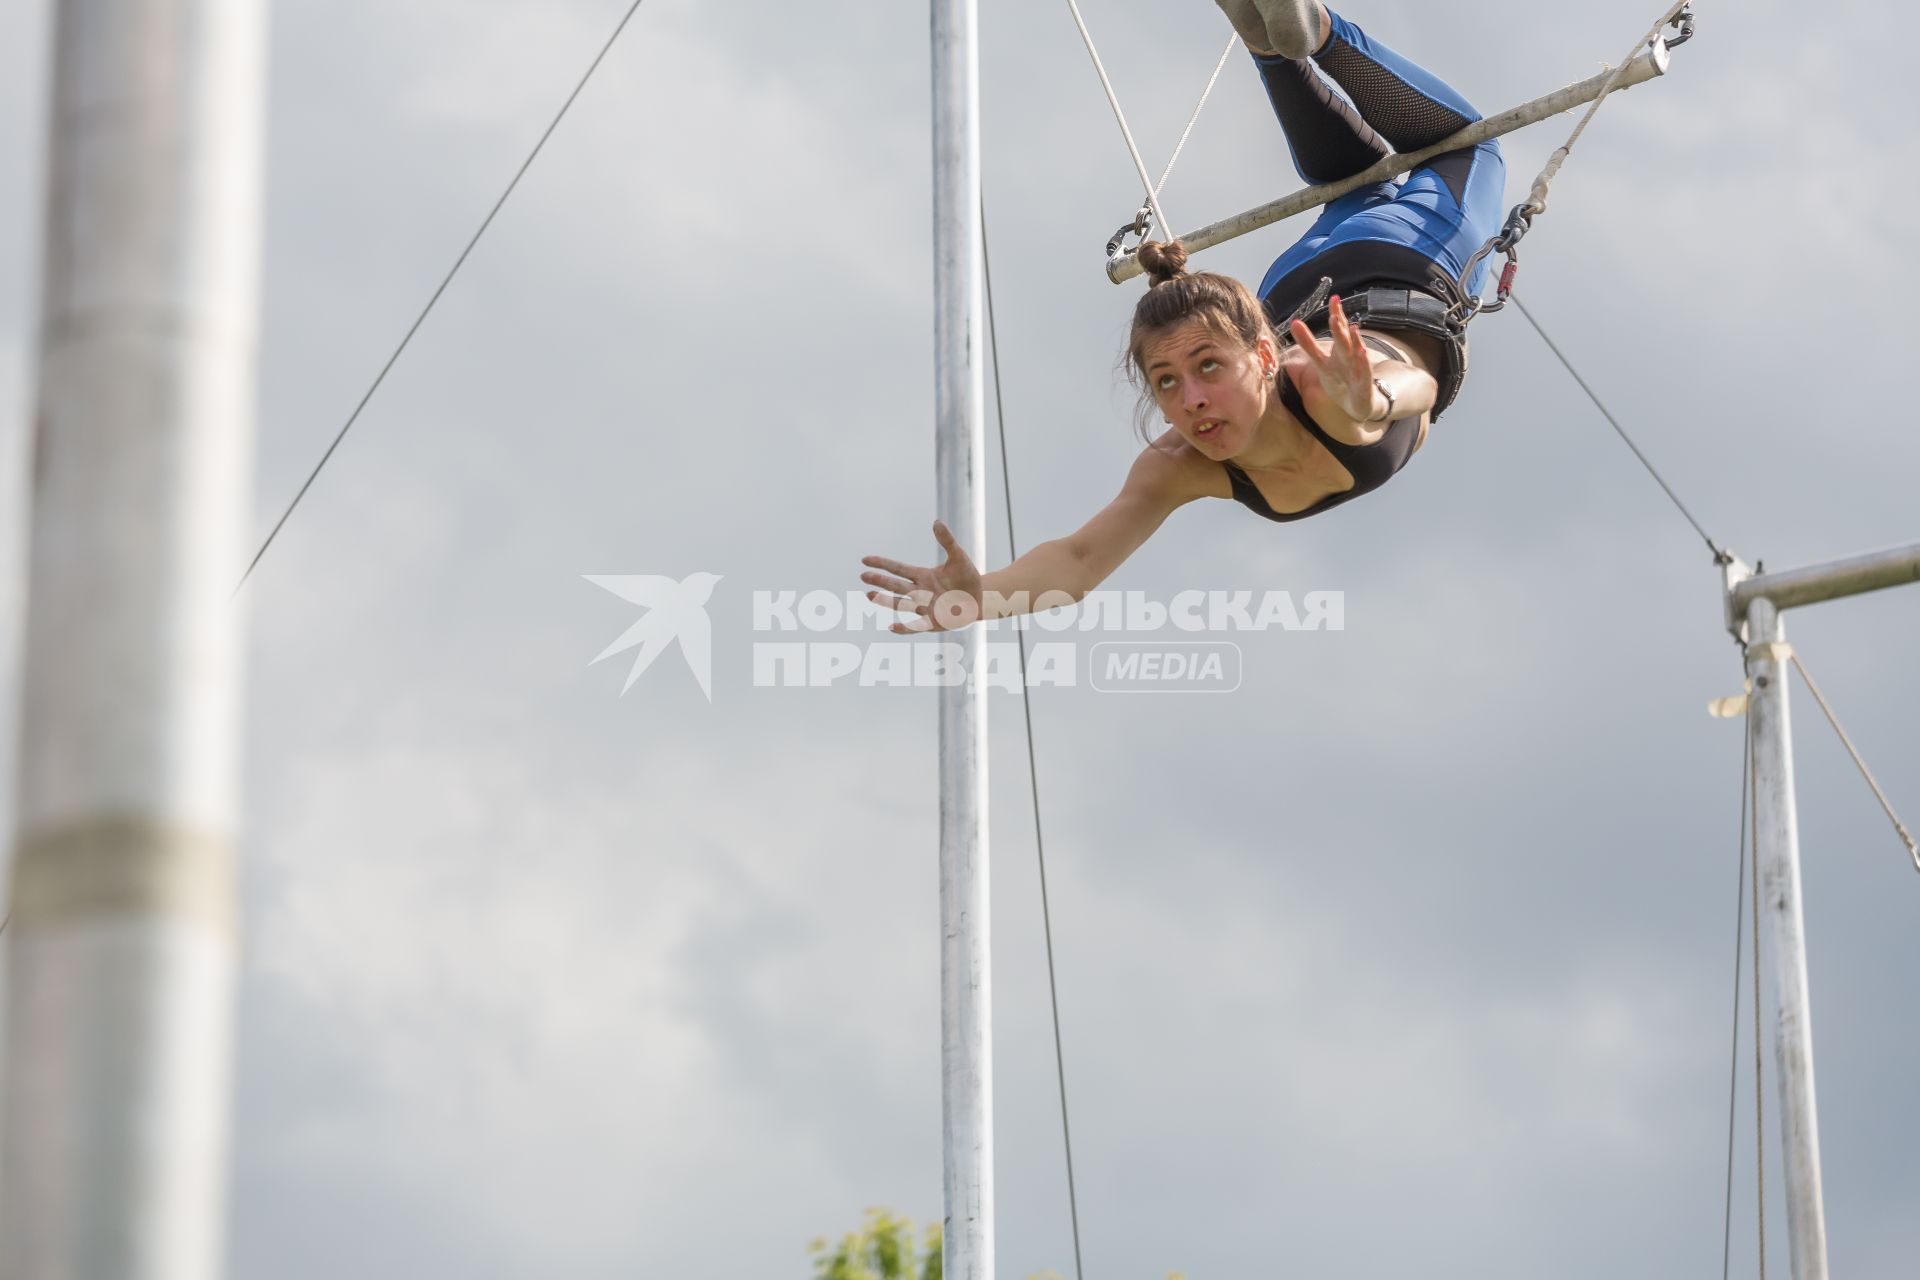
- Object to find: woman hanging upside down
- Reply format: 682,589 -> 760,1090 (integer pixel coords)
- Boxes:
861,2 -> 1507,633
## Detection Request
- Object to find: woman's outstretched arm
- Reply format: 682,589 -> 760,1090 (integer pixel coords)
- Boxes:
861,437 -> 1209,633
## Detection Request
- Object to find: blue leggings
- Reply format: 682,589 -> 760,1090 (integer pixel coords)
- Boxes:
1252,9 -> 1506,305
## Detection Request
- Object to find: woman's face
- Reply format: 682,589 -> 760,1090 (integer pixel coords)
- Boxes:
1140,319 -> 1274,460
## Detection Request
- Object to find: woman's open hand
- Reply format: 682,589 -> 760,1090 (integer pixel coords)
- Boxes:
861,520 -> 985,634
1284,293 -> 1382,425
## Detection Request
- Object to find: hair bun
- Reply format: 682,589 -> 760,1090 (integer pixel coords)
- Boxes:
1136,239 -> 1189,287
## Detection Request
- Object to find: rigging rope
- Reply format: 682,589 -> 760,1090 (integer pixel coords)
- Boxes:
1748,710 -> 1769,1280
1106,34 -> 1241,258
1455,2 -> 1695,317
1155,35 -> 1241,204
1788,652 -> 1920,874
1511,295 -> 1723,559
234,0 -> 650,592
1719,725 -> 1751,1280
1061,0 -> 1177,249
983,198 -> 1088,1280
1519,1 -> 1695,221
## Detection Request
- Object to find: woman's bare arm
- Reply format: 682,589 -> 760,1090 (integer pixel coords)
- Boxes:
1066,439 -> 1216,588
862,438 -> 1210,632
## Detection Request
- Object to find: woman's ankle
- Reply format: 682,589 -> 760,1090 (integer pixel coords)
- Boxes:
1256,0 -> 1328,62
1308,2 -> 1331,57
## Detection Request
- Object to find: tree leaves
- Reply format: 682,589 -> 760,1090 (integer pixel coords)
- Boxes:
808,1207 -> 940,1280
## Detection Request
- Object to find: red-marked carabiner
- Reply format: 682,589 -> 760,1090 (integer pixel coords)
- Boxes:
1496,257 -> 1520,302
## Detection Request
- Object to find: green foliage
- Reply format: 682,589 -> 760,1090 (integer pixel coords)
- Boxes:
811,1207 -> 1183,1280
808,1207 -> 942,1280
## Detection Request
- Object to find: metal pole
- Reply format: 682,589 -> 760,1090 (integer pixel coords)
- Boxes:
931,0 -> 991,1277
1730,541 -> 1920,616
1743,597 -> 1831,1280
3,0 -> 264,1275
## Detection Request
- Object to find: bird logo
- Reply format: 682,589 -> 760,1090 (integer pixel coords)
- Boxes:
584,572 -> 723,699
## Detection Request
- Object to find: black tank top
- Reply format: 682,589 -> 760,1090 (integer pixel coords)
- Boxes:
1224,347 -> 1422,523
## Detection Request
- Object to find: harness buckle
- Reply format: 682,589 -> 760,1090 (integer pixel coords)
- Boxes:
1281,276 -> 1336,337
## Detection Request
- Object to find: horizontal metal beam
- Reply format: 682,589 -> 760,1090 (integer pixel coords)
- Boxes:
1731,542 -> 1920,616
1107,39 -> 1672,284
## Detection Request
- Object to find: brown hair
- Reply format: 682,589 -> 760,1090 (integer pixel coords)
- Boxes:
1122,241 -> 1277,441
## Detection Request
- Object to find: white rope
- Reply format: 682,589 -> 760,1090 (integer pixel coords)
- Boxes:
1522,0 -> 1694,216
1151,34 -> 1241,208
1061,0 -> 1175,241
1788,652 -> 1920,875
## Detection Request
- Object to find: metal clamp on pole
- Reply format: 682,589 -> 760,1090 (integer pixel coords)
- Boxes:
1666,5 -> 1697,48
1105,204 -> 1155,263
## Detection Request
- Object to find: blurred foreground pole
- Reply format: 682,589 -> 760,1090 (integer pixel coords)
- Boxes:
930,0 -> 992,1278
3,1 -> 265,1275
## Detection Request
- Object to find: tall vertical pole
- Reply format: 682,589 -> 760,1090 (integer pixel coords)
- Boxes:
3,1 -> 264,1276
930,1 -> 992,1278
1743,597 -> 1831,1280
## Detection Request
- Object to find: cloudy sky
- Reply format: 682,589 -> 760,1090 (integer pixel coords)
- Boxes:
3,0 -> 1917,1276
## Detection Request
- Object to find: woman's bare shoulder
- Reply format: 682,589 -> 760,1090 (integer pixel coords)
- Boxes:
1140,429 -> 1232,501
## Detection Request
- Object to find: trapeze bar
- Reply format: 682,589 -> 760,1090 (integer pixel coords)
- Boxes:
1107,38 -> 1673,284
1730,541 -> 1920,617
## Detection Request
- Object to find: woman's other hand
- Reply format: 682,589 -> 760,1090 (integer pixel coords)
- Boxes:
1285,293 -> 1383,424
861,520 -> 985,634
